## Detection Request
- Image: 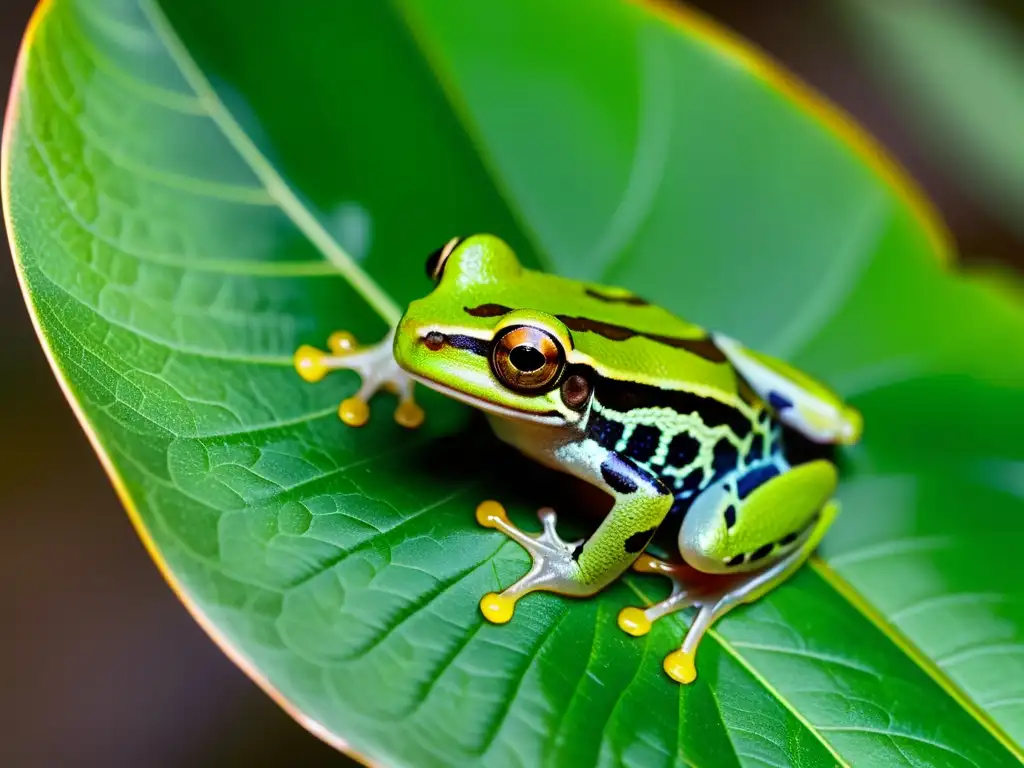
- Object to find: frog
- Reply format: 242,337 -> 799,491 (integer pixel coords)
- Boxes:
293,234 -> 862,684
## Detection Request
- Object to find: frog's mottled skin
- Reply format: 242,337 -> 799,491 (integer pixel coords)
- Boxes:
294,234 -> 862,684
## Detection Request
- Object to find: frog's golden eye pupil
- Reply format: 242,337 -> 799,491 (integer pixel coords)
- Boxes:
509,345 -> 545,372
491,325 -> 564,392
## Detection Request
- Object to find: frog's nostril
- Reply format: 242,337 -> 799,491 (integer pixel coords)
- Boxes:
424,331 -> 446,351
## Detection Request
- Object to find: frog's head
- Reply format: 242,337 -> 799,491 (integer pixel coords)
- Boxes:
393,234 -> 591,426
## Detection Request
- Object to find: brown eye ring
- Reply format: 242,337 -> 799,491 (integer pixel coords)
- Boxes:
491,325 -> 564,392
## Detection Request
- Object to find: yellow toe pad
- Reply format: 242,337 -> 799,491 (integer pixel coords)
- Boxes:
617,607 -> 652,637
475,500 -> 510,528
327,331 -> 357,355
394,400 -> 425,429
663,650 -> 697,684
339,397 -> 370,427
294,345 -> 327,383
480,592 -> 516,624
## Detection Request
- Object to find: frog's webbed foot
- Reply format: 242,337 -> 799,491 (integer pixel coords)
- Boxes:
475,501 -> 586,624
618,501 -> 838,684
616,556 -> 720,685
293,328 -> 424,429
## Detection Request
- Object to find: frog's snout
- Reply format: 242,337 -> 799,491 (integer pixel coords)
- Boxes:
392,317 -> 461,377
391,315 -> 419,373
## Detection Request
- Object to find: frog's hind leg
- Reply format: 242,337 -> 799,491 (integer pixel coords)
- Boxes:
618,459 -> 839,684
618,502 -> 837,684
293,328 -> 423,428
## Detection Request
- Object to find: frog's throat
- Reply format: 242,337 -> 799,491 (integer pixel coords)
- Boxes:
407,372 -> 566,426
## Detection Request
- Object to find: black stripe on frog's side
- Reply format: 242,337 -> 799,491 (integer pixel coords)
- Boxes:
446,334 -> 490,357
590,370 -> 756,441
556,316 -> 727,364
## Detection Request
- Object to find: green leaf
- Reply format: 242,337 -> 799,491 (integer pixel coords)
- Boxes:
5,0 -> 1023,765
838,0 -> 1024,240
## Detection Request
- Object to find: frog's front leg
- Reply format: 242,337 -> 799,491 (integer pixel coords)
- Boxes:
477,445 -> 673,624
293,328 -> 424,428
618,459 -> 838,684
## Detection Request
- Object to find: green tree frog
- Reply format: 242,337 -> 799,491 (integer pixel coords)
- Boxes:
294,234 -> 862,684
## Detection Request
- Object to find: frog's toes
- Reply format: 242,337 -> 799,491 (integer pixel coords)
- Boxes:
616,554 -> 713,684
338,397 -> 371,427
475,499 -> 511,528
327,331 -> 358,355
479,592 -> 517,624
293,329 -> 423,429
393,398 -> 425,429
293,345 -> 330,383
663,649 -> 697,684
617,554 -> 693,638
620,504 -> 839,685
617,607 -> 652,637
475,501 -> 584,624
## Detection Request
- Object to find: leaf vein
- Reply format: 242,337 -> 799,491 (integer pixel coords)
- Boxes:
138,0 -> 402,324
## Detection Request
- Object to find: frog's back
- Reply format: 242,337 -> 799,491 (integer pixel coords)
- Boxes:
425,247 -> 828,507
467,268 -> 743,404
504,273 -> 827,503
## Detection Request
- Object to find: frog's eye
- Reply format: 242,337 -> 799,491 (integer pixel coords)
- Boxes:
491,325 -> 565,393
425,236 -> 463,282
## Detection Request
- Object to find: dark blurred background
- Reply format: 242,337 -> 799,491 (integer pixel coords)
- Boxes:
1,1 -> 1022,766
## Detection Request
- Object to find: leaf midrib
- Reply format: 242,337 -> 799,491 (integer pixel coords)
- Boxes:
140,0 -> 402,326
